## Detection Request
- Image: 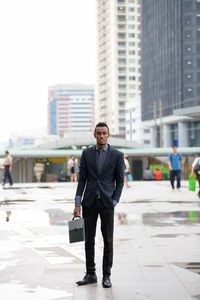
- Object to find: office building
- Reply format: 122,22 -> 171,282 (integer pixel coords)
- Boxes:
97,0 -> 141,136
141,0 -> 200,147
48,84 -> 94,136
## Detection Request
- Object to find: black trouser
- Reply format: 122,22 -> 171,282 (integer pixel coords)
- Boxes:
3,165 -> 13,185
196,173 -> 200,190
82,198 -> 114,277
170,170 -> 181,189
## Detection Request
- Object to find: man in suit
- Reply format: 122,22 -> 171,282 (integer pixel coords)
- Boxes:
74,122 -> 124,288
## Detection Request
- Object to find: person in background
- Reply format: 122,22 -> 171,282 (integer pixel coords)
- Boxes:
124,154 -> 131,188
1,151 -> 13,186
168,146 -> 184,190
143,167 -> 154,180
67,155 -> 79,182
153,168 -> 162,181
191,155 -> 200,197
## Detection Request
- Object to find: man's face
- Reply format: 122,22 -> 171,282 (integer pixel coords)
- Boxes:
173,146 -> 177,154
94,126 -> 110,147
5,152 -> 8,156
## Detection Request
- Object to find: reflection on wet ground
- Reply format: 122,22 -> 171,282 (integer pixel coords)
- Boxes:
116,211 -> 200,226
174,262 -> 200,275
45,209 -> 72,226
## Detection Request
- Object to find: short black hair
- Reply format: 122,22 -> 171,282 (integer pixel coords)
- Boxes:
5,150 -> 9,154
95,122 -> 109,132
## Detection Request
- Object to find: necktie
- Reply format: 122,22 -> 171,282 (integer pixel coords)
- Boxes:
97,149 -> 103,175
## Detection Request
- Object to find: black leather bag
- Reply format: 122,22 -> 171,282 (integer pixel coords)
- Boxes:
68,217 -> 85,243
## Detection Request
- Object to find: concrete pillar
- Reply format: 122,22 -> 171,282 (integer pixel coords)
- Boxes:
163,124 -> 171,147
178,122 -> 189,147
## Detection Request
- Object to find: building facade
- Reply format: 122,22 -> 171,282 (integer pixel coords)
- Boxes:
48,84 -> 94,136
97,0 -> 141,136
141,0 -> 200,147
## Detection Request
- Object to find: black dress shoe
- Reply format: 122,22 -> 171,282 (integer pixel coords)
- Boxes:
102,276 -> 112,288
76,274 -> 97,285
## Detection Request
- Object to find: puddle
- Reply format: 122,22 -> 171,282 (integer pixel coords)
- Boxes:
151,233 -> 187,238
116,211 -> 200,226
45,209 -> 72,226
173,262 -> 200,275
142,211 -> 200,226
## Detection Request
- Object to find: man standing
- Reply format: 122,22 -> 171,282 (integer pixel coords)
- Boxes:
74,122 -> 124,288
168,146 -> 184,190
2,151 -> 13,186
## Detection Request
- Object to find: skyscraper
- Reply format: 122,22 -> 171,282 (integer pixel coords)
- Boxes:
96,0 -> 141,136
141,0 -> 200,147
48,84 -> 94,136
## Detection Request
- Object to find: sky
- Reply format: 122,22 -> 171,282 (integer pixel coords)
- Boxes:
0,0 -> 96,143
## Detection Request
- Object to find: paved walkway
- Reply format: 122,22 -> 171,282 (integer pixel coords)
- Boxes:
0,181 -> 199,299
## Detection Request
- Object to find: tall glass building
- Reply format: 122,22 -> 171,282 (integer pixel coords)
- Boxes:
141,0 -> 200,147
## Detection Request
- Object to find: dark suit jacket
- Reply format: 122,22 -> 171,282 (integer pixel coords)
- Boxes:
75,145 -> 125,208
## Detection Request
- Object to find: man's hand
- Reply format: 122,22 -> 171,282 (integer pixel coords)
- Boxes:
74,206 -> 81,217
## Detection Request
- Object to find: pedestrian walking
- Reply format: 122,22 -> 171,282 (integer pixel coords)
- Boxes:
168,146 -> 184,190
1,151 -> 13,186
74,122 -> 124,288
124,154 -> 131,188
67,155 -> 79,182
191,156 -> 200,197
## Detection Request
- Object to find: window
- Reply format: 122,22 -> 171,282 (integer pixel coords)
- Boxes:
128,24 -> 135,29
129,0 -> 135,3
129,93 -> 136,98
129,33 -> 135,38
144,129 -> 150,133
132,129 -> 135,133
119,93 -> 126,98
119,101 -> 125,107
118,33 -> 126,39
130,84 -> 136,89
119,118 -> 125,123
129,42 -> 135,46
144,140 -> 150,144
118,24 -> 126,30
118,49 -> 126,55
197,87 -> 200,95
118,15 -> 126,22
118,0 -> 125,3
185,87 -> 193,97
129,76 -> 136,80
118,6 -> 126,13
118,41 -> 126,47
197,73 -> 200,81
197,2 -> 200,10
197,30 -> 200,39
185,73 -> 193,81
129,67 -> 135,72
118,58 -> 126,64
129,50 -> 135,55
129,58 -> 136,63
119,76 -> 126,81
119,110 -> 125,116
197,44 -> 200,52
119,84 -> 126,90
118,67 -> 126,73
184,1 -> 192,10
197,58 -> 200,67
119,127 -> 125,131
184,15 -> 192,24
128,16 -> 135,21
128,7 -> 134,11
132,119 -> 135,122
197,15 -> 200,25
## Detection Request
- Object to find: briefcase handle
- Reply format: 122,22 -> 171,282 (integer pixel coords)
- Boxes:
72,216 -> 82,220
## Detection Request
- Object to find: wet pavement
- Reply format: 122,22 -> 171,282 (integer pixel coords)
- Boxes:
0,181 -> 200,300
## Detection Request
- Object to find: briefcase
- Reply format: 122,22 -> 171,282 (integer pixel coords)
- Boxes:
68,217 -> 85,243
